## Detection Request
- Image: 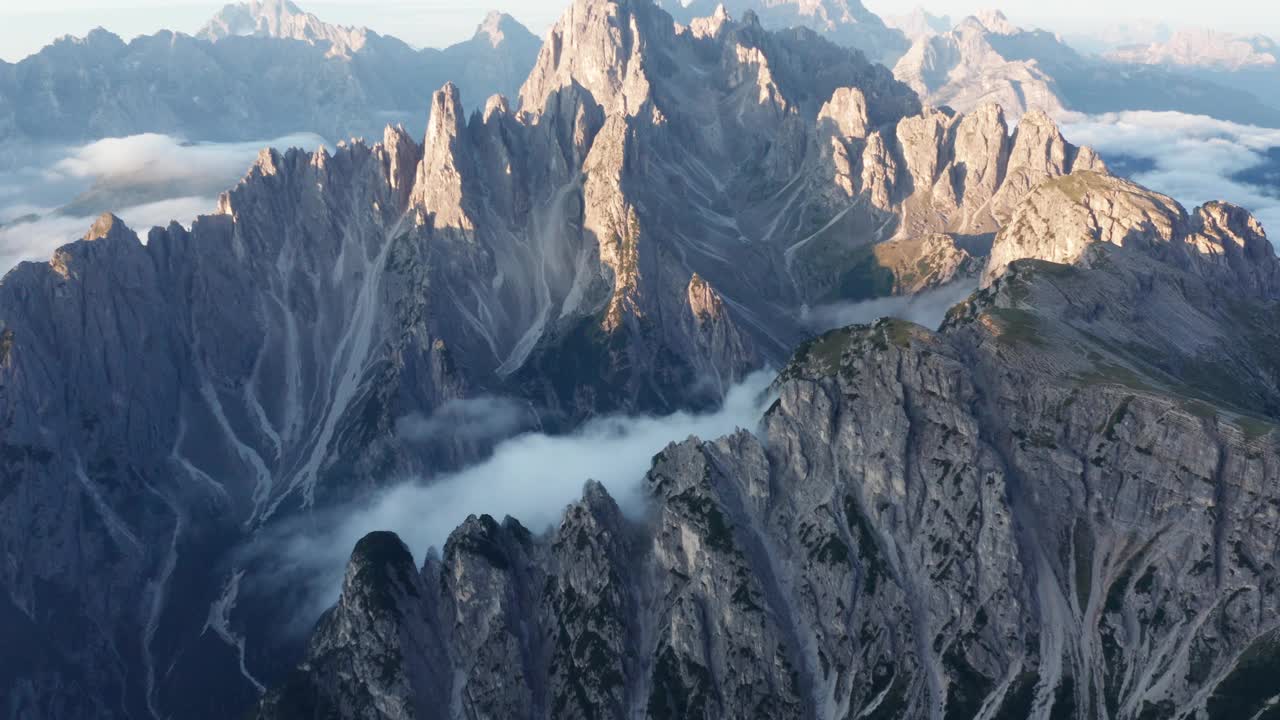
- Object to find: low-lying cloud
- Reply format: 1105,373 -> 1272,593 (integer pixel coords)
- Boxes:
395,395 -> 538,445
803,279 -> 979,334
51,132 -> 326,190
1060,110 -> 1280,241
256,370 -> 776,620
0,132 -> 326,275
0,196 -> 217,272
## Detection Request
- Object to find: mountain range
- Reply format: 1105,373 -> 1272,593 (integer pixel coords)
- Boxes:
5,0 -> 1280,168
1109,28 -> 1279,71
659,2 -> 1280,125
261,172 -> 1280,720
889,10 -> 1280,125
0,1 -> 540,161
2,0 -> 1280,719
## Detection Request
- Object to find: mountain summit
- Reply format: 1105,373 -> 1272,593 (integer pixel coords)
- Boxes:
199,0 -> 374,56
475,10 -> 529,48
0,4 -> 542,152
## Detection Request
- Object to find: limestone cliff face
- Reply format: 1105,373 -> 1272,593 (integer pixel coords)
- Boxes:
0,1 -> 1135,717
259,173 -> 1280,720
984,171 -> 1280,297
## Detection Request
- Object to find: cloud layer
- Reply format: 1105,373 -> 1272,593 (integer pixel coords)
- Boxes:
803,279 -> 979,334
1061,111 -> 1280,241
396,395 -> 538,445
0,132 -> 326,274
256,370 -> 776,619
51,132 -> 326,188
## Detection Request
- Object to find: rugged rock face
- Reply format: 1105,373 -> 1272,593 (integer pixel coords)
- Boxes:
0,2 -> 541,154
0,1 -> 1151,718
984,172 -> 1280,295
254,532 -> 441,720
260,143 -> 1280,720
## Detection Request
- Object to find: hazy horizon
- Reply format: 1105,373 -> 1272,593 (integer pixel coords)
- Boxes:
0,0 -> 1274,63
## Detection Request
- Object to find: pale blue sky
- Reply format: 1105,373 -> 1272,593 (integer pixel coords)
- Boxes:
0,0 -> 1272,63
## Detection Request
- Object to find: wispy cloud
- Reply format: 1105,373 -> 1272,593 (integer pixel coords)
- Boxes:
48,132 -> 326,187
802,280 -> 979,334
250,370 -> 776,620
0,196 -> 221,272
1061,110 -> 1280,241
396,395 -> 537,445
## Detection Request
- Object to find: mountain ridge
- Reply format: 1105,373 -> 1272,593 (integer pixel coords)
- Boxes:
888,11 -> 1280,125
0,2 -> 542,158
256,163 -> 1280,720
3,0 -> 1279,718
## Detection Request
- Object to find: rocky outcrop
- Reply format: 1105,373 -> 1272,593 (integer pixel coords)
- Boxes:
255,532 -> 441,720
261,173 -> 1280,719
984,171 -> 1280,298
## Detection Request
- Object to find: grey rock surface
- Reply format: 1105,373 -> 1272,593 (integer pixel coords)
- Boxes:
0,1 -> 1192,718
260,146 -> 1280,720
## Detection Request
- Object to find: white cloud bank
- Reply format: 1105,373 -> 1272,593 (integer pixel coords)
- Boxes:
49,132 -> 326,187
803,279 -> 979,334
1060,110 -> 1280,241
258,370 -> 776,618
0,132 -> 326,275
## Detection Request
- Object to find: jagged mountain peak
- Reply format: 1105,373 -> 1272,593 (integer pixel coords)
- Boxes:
83,212 -> 133,242
474,10 -> 534,47
519,0 -> 917,122
413,82 -> 472,230
972,8 -> 1018,35
519,0 -> 671,116
344,531 -> 419,598
199,0 -> 373,56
